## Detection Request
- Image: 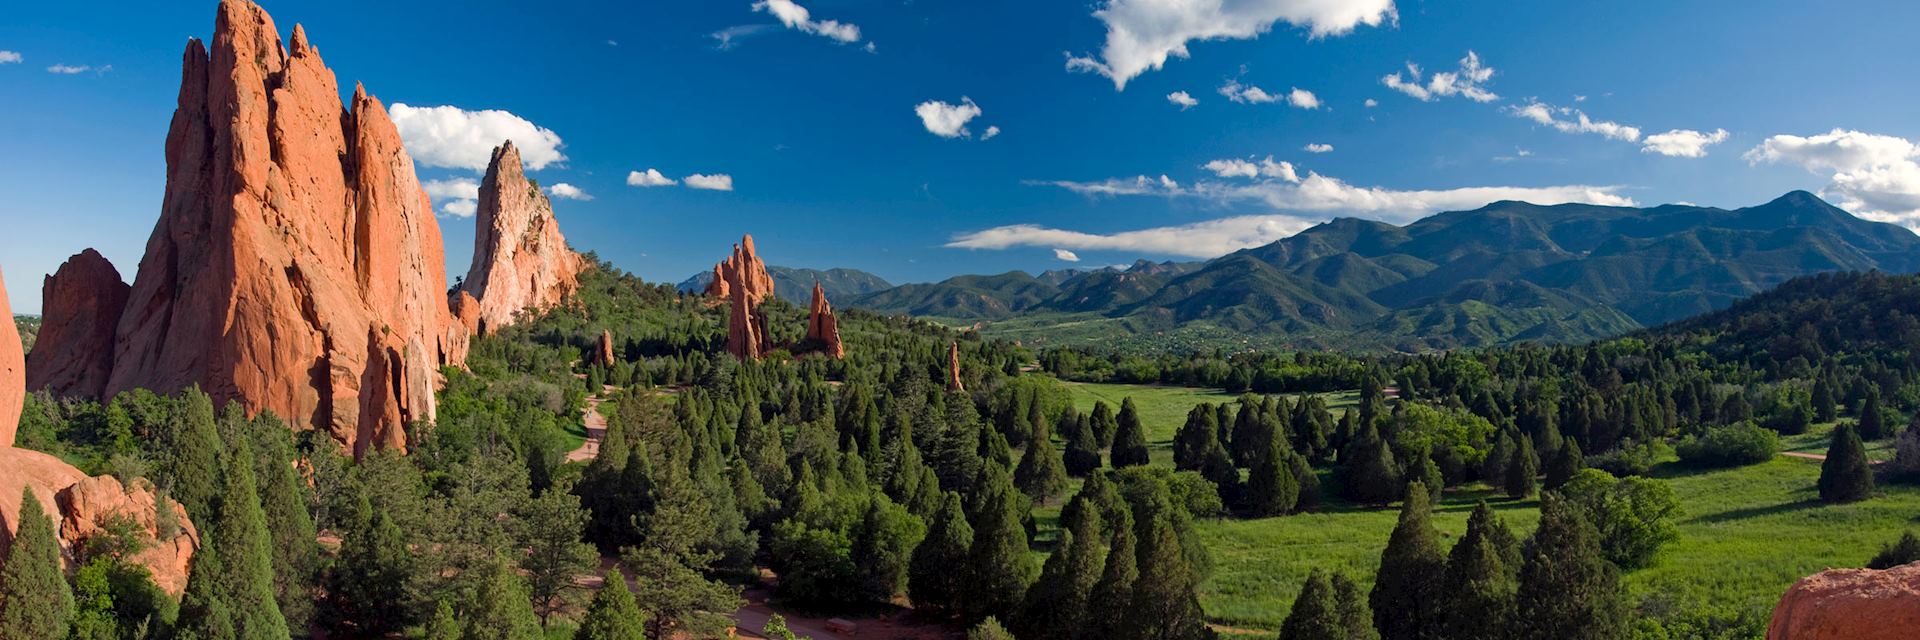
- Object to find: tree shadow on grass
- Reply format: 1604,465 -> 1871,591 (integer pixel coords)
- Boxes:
1686,498 -> 1823,525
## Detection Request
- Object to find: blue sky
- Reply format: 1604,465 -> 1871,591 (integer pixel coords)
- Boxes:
5,0 -> 1920,313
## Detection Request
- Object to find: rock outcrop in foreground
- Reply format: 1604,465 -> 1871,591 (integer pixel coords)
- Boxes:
0,267 -> 199,597
26,249 -> 130,399
704,234 -> 776,305
1769,562 -> 1920,639
806,282 -> 844,358
458,141 -> 584,334
100,0 -> 467,454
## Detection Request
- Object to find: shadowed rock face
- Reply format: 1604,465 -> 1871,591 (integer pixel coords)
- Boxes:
0,267 -> 24,447
105,0 -> 464,454
1769,562 -> 1920,639
806,282 -> 844,359
26,249 -> 130,399
459,141 -> 584,334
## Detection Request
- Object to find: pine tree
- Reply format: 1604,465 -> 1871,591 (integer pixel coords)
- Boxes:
520,481 -> 600,626
166,387 -> 225,527
1089,401 -> 1118,448
1016,506 -> 1104,639
323,492 -> 416,635
1290,453 -> 1322,512
1063,414 -> 1104,477
1481,430 -> 1514,486
1545,440 -> 1586,491
1505,437 -> 1538,499
1124,483 -> 1211,640
1244,439 -> 1300,516
0,489 -> 73,639
1515,494 -> 1627,640
1369,482 -> 1446,640
1812,376 -> 1838,423
1340,428 -> 1401,506
423,601 -> 462,640
1111,397 -> 1150,468
964,465 -> 1037,620
463,554 -> 543,640
1819,423 -> 1875,503
1083,504 -> 1138,639
909,491 -> 974,612
1279,570 -> 1341,640
1404,448 -> 1444,503
1858,388 -> 1888,440
968,617 -> 1016,640
178,437 -> 291,640
575,571 -> 648,640
1014,408 -> 1069,503
1440,502 -> 1515,640
1333,573 -> 1381,640
243,412 -> 320,633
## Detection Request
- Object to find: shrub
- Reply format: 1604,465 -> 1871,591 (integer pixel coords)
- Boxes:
1587,442 -> 1661,477
1559,469 -> 1681,569
1868,531 -> 1920,570
1675,422 -> 1777,468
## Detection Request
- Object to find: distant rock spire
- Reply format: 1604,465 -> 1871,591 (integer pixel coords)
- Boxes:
704,234 -> 775,305
459,140 -> 585,334
806,281 -> 845,359
947,342 -> 964,392
726,283 -> 770,361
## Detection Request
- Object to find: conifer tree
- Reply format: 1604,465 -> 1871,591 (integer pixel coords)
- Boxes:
575,572 -> 648,640
1869,531 -> 1920,569
520,481 -> 600,626
1545,439 -> 1586,491
968,617 -> 1016,640
1083,504 -> 1138,639
1333,573 -> 1381,640
1245,439 -> 1300,516
0,489 -> 73,639
1481,429 -> 1514,486
178,437 -> 290,640
424,601 -> 462,640
1505,437 -> 1538,499
1014,407 -> 1069,503
1405,448 -> 1444,503
1515,494 -> 1627,640
1819,423 -> 1874,503
1279,570 -> 1341,640
1174,405 -> 1219,472
963,465 -> 1037,620
909,492 -> 974,612
1340,427 -> 1401,506
1440,502 -> 1515,640
1370,482 -> 1446,640
1812,376 -> 1838,423
323,492 -> 416,635
1290,453 -> 1322,512
166,387 -> 225,527
1089,401 -> 1118,448
1111,397 -> 1151,468
241,411 -> 320,633
1124,483 -> 1211,640
1858,388 -> 1888,440
463,554 -> 543,640
1063,414 -> 1104,477
1016,506 -> 1104,639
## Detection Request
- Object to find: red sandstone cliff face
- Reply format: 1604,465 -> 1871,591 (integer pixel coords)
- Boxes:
26,249 -> 130,399
806,282 -> 844,359
1769,562 -> 1920,639
704,234 -> 776,305
727,284 -> 771,361
105,0 -> 462,455
459,142 -> 584,334
0,268 -> 22,447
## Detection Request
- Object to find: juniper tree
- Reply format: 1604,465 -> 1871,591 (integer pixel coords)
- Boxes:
1545,439 -> 1586,491
1063,414 -> 1104,477
1111,397 -> 1151,468
1340,426 -> 1401,505
968,617 -> 1016,640
1124,482 -> 1212,640
909,492 -> 973,612
1083,503 -> 1138,640
1859,388 -> 1889,440
463,554 -> 543,640
0,490 -> 73,639
1016,506 -> 1104,639
1505,437 -> 1538,499
1869,531 -> 1920,569
1244,438 -> 1300,516
1279,570 -> 1341,640
1089,401 -> 1118,448
1333,572 -> 1381,640
1819,422 -> 1874,503
1515,494 -> 1627,640
1370,482 -> 1447,640
963,465 -> 1037,620
1440,502 -> 1516,640
1290,453 -> 1322,512
423,601 -> 462,640
165,387 -> 225,527
177,437 -> 290,640
571,572 -> 645,640
323,492 -> 416,635
1014,407 -> 1069,503
1404,447 -> 1444,503
236,409 -> 320,633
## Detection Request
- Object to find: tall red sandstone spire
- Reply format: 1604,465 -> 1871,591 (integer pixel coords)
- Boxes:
0,267 -> 24,447
704,234 -> 776,305
806,281 -> 845,359
26,250 -> 129,398
104,0 -> 465,454
727,283 -> 770,360
947,342 -> 965,392
459,141 -> 585,334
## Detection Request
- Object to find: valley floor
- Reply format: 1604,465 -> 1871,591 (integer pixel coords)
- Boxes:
1051,381 -> 1920,633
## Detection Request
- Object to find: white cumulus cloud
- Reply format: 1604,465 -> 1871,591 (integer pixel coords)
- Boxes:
389,103 -> 566,172
1203,156 -> 1299,182
685,173 -> 735,191
1168,91 -> 1198,110
1641,128 -> 1729,158
423,178 -> 480,218
1053,248 -> 1081,262
546,183 -> 592,200
1303,143 -> 1333,153
0,51 -> 21,64
627,169 -> 677,187
1287,87 -> 1321,109
915,97 -> 985,139
1747,129 -> 1920,228
753,0 -> 863,44
1505,100 -> 1640,142
1381,51 -> 1497,103
1064,0 -> 1396,90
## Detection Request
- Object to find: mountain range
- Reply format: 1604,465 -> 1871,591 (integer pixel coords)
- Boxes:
677,266 -> 895,306
821,191 -> 1920,351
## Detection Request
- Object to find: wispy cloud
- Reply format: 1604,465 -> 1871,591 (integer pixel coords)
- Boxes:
1053,248 -> 1081,262
752,0 -> 867,46
1064,0 -> 1395,90
46,63 -> 108,75
1381,51 -> 1498,102
711,24 -> 776,50
0,51 -> 21,64
1303,143 -> 1334,153
1505,100 -> 1641,142
951,215 -> 1319,258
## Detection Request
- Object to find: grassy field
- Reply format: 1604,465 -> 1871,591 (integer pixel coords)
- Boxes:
1050,381 -> 1920,633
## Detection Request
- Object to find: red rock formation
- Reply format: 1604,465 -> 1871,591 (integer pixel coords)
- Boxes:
947,342 -> 964,392
0,449 -> 200,598
104,0 -> 465,454
704,234 -> 776,305
806,282 -> 844,358
727,284 -> 770,361
459,142 -> 584,334
595,329 -> 616,366
0,267 -> 22,447
26,249 -> 130,399
1769,562 -> 1920,639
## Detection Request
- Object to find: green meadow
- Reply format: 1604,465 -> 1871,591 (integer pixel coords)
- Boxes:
1052,381 -> 1920,633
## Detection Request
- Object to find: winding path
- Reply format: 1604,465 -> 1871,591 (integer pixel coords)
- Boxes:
566,391 -> 610,463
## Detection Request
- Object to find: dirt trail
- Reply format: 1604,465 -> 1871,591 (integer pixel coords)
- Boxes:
1781,451 -> 1826,461
566,388 -> 612,463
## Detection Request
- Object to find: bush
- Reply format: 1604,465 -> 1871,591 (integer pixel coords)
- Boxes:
1587,442 -> 1662,477
1558,469 -> 1681,569
1868,531 -> 1920,570
1675,422 -> 1778,468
